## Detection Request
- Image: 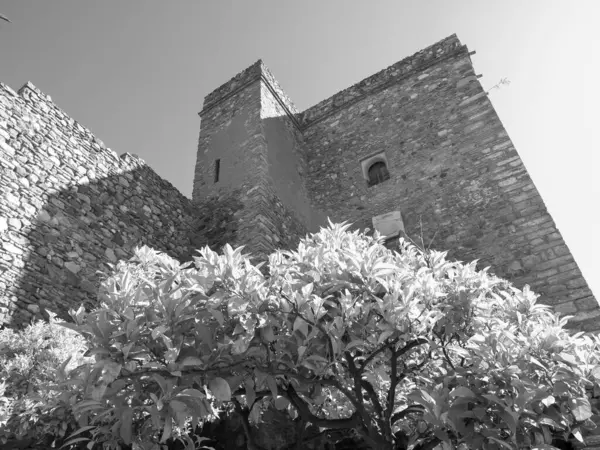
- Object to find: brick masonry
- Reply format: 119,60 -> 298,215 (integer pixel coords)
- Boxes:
0,34 -> 597,333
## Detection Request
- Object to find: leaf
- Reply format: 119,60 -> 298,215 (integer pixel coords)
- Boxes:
260,325 -> 275,343
73,400 -> 104,412
101,361 -> 122,384
496,406 -> 518,437
160,417 -> 172,443
245,379 -> 256,407
122,342 -> 134,359
570,397 -> 592,421
181,356 -> 204,367
151,325 -> 169,340
572,427 -> 584,443
180,389 -> 205,398
153,373 -> 168,394
450,386 -> 477,398
267,375 -> 278,398
372,262 -> 397,277
249,403 -> 260,423
209,308 -> 224,326
60,437 -> 90,448
208,377 -> 231,401
57,356 -> 72,382
377,330 -> 394,344
553,381 -> 570,397
293,316 -> 308,337
538,416 -> 564,430
302,283 -> 314,298
91,384 -> 107,401
120,408 -> 133,445
583,418 -> 598,430
487,436 -> 513,449
557,352 -> 578,366
274,396 -> 290,410
531,446 -> 561,450
195,323 -> 214,347
541,395 -> 555,407
170,400 -> 188,413
64,426 -> 96,439
344,339 -> 365,351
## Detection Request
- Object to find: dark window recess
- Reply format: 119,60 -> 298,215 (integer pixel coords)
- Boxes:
367,161 -> 390,186
214,159 -> 220,183
384,237 -> 399,250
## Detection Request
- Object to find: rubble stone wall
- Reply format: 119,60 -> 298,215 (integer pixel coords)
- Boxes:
0,82 -> 196,327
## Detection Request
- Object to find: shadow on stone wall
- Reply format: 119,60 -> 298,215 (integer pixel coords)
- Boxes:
3,163 -> 199,327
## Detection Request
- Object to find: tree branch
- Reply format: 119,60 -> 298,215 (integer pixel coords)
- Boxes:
441,345 -> 455,370
343,352 -> 382,442
396,338 -> 428,358
257,363 -> 366,426
358,338 -> 399,372
386,345 -> 399,425
294,418 -> 307,450
284,384 -> 360,429
282,428 -> 353,450
233,398 -> 264,450
360,379 -> 384,420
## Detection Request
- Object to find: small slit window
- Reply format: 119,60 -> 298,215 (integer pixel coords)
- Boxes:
214,159 -> 220,183
367,161 -> 390,186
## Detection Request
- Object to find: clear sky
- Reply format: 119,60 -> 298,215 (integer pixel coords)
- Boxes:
0,1 -> 598,299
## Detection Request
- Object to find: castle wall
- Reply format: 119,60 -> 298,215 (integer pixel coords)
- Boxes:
0,82 -> 196,327
1,34 -> 595,333
299,36 -> 598,331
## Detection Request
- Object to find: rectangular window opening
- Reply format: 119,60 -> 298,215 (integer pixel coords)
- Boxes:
214,159 -> 220,183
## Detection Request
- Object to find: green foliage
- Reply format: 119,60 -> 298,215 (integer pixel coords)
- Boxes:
55,222 -> 600,449
0,316 -> 87,447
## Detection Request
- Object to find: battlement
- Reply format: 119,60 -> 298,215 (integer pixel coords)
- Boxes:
297,34 -> 469,128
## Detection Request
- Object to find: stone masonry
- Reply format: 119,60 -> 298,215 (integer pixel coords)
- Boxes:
0,34 -> 597,332
0,82 -> 197,326
194,34 -> 598,332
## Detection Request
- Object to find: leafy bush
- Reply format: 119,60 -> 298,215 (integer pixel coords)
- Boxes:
54,222 -> 600,449
0,315 -> 88,448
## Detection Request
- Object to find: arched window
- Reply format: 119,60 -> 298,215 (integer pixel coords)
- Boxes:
367,161 -> 390,186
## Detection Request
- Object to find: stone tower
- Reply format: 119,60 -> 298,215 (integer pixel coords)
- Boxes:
193,34 -> 597,331
0,34 -> 596,332
192,61 -> 320,257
